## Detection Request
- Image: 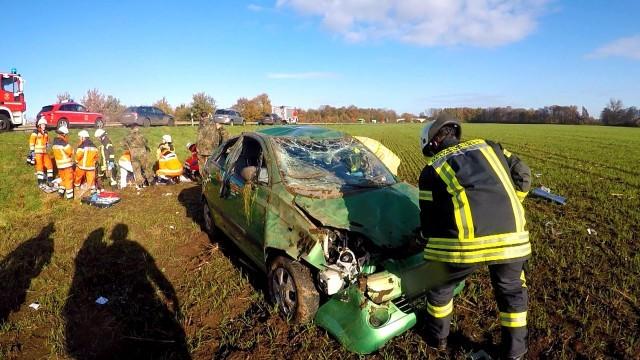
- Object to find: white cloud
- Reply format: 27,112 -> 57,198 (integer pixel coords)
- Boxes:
267,72 -> 337,79
588,35 -> 640,60
276,0 -> 549,47
248,4 -> 264,12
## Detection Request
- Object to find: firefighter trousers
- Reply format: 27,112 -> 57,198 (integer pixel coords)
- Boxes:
57,167 -> 74,200
35,153 -> 54,183
74,169 -> 96,192
424,261 -> 528,358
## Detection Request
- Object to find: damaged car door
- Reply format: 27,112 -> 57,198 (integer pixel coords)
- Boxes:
219,135 -> 269,265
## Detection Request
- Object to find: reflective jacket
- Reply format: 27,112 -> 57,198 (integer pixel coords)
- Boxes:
157,150 -> 183,177
98,135 -> 115,165
29,130 -> 49,154
52,135 -> 74,169
75,139 -> 99,171
419,139 -> 532,265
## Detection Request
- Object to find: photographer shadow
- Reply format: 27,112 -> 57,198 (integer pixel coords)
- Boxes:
0,223 -> 54,323
63,224 -> 190,359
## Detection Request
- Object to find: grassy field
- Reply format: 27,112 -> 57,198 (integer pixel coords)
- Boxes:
0,123 -> 639,359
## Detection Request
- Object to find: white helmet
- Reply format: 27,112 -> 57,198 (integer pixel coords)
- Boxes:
78,130 -> 90,138
186,142 -> 193,149
37,118 -> 47,126
162,134 -> 172,143
57,126 -> 69,135
94,128 -> 106,138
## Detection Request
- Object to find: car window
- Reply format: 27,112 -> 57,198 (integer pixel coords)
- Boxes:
1,76 -> 16,92
154,107 -> 164,115
77,105 -> 87,112
59,104 -> 73,111
214,109 -> 224,115
215,137 -> 239,168
41,105 -> 54,112
271,136 -> 396,195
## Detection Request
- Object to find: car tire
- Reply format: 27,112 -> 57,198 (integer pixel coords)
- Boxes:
57,118 -> 69,129
168,118 -> 175,126
95,118 -> 104,129
0,114 -> 10,132
143,118 -> 151,127
202,196 -> 220,238
268,256 -> 319,323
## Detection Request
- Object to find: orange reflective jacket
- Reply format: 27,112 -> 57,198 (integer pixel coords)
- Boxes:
29,130 -> 49,154
75,139 -> 99,170
52,135 -> 74,169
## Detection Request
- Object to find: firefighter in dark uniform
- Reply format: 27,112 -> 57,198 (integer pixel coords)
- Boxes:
418,114 -> 532,359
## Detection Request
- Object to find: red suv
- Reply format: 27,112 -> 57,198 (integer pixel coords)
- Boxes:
36,101 -> 104,129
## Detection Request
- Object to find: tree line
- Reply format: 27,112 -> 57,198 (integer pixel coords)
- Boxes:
56,90 -> 639,127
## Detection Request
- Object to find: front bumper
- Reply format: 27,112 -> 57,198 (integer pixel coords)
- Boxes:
315,284 -> 416,354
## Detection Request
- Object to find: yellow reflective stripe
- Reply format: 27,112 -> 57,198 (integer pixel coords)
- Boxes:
424,243 -> 531,264
429,139 -> 485,166
427,299 -> 453,318
520,270 -> 527,288
500,311 -> 527,327
503,148 -> 512,158
479,147 -> 525,231
436,163 -> 474,239
419,190 -> 433,201
427,232 -> 529,250
516,190 -> 528,203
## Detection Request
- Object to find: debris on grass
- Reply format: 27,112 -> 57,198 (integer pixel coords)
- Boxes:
534,173 -> 542,178
531,186 -> 567,205
170,225 -> 176,230
95,296 -> 109,305
587,228 -> 597,236
163,192 -> 174,196
29,302 -> 40,310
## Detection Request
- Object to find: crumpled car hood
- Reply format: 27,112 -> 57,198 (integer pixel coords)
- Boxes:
294,182 -> 420,249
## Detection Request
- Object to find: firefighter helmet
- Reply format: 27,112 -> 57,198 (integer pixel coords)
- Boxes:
94,129 -> 106,138
78,130 -> 90,138
162,134 -> 172,143
37,118 -> 47,127
420,113 -> 461,156
57,126 -> 69,135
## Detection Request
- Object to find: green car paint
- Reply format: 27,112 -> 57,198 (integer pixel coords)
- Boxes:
202,126 -> 463,354
315,284 -> 417,355
293,182 -> 420,249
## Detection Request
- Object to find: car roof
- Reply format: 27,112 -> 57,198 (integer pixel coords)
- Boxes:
255,126 -> 345,139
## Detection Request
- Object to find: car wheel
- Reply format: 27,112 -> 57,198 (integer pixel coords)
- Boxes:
143,118 -> 151,127
168,118 -> 175,126
57,118 -> 69,129
202,196 -> 219,237
95,118 -> 104,129
268,256 -> 319,323
0,114 -> 10,132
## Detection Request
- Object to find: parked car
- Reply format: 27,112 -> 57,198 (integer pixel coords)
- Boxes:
120,106 -> 174,127
201,126 -> 436,354
36,101 -> 104,129
258,113 -> 284,125
213,108 -> 245,126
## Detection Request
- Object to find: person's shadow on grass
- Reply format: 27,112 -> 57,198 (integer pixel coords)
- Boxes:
0,222 -> 54,323
63,224 -> 190,359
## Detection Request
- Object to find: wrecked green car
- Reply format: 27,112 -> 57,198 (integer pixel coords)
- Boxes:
201,126 -> 455,354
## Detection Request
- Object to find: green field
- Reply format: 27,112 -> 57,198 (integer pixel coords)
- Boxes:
1,123 -> 639,359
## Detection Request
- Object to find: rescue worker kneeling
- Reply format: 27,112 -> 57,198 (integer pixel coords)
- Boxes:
183,142 -> 200,181
74,130 -> 99,195
155,135 -> 183,184
418,114 -> 532,360
51,126 -> 74,200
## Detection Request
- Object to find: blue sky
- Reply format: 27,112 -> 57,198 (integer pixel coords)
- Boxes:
5,0 -> 639,118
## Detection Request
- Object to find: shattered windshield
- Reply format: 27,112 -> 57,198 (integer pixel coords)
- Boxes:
271,136 -> 396,195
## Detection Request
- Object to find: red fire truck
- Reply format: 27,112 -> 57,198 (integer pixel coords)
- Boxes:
0,68 -> 26,131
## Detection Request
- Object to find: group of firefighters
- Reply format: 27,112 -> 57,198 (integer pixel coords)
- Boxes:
27,111 -> 529,358
27,118 -> 212,199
